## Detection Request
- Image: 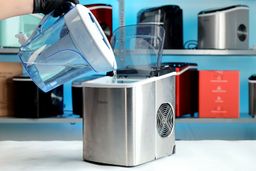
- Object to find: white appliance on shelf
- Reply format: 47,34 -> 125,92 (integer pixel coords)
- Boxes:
0,14 -> 42,47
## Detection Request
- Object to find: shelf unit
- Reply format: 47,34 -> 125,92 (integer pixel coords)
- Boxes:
0,117 -> 81,124
3,48 -> 256,56
163,49 -> 256,56
0,0 -> 255,125
0,113 -> 81,124
1,118 -> 255,124
177,118 -> 256,124
0,113 -> 255,124
0,47 -> 255,123
114,49 -> 256,57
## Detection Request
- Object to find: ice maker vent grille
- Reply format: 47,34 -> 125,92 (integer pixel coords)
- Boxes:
157,103 -> 174,138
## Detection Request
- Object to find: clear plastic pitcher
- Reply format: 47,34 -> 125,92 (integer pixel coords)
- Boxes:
19,4 -> 116,92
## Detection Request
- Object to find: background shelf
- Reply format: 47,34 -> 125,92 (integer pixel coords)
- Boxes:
114,49 -> 256,56
0,113 -> 81,124
176,118 -> 256,123
0,48 -> 19,54
163,49 -> 256,56
0,113 -> 254,124
2,48 -> 256,56
0,117 -> 81,124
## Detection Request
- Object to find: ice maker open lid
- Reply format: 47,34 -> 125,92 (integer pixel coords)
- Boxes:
110,24 -> 166,78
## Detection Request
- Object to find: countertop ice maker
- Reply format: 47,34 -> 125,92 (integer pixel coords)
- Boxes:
198,5 -> 249,49
81,24 -> 176,166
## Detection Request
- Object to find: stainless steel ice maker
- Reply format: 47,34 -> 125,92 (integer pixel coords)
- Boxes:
198,5 -> 249,49
82,73 -> 176,166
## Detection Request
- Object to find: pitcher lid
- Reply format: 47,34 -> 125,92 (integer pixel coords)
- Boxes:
64,4 -> 117,72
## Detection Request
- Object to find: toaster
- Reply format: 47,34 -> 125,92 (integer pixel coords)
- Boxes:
198,5 -> 249,49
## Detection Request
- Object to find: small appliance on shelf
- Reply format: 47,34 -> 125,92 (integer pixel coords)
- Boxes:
198,5 -> 249,49
137,5 -> 183,49
248,75 -> 256,118
12,75 -> 64,118
86,4 -> 113,41
0,14 -> 42,48
72,75 -> 104,117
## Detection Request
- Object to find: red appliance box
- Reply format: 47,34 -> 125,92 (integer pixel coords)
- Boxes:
86,4 -> 113,41
163,63 -> 198,117
199,70 -> 239,118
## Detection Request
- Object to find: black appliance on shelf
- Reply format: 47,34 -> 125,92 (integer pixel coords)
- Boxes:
72,75 -> 104,117
72,80 -> 83,118
249,74 -> 256,118
12,76 -> 64,118
137,5 -> 184,49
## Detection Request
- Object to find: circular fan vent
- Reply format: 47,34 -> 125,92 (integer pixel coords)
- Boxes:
157,103 -> 174,138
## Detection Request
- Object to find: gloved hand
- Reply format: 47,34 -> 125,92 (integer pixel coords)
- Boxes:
33,0 -> 79,15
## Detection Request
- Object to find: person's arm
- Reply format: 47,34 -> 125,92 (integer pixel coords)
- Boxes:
0,0 -> 79,20
0,0 -> 33,20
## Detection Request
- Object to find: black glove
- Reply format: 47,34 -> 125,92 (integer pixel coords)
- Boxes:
33,0 -> 79,15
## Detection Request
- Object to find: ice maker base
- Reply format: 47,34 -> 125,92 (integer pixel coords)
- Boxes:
82,73 -> 176,166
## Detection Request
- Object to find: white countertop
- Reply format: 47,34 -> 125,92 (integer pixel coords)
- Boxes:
0,140 -> 256,171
